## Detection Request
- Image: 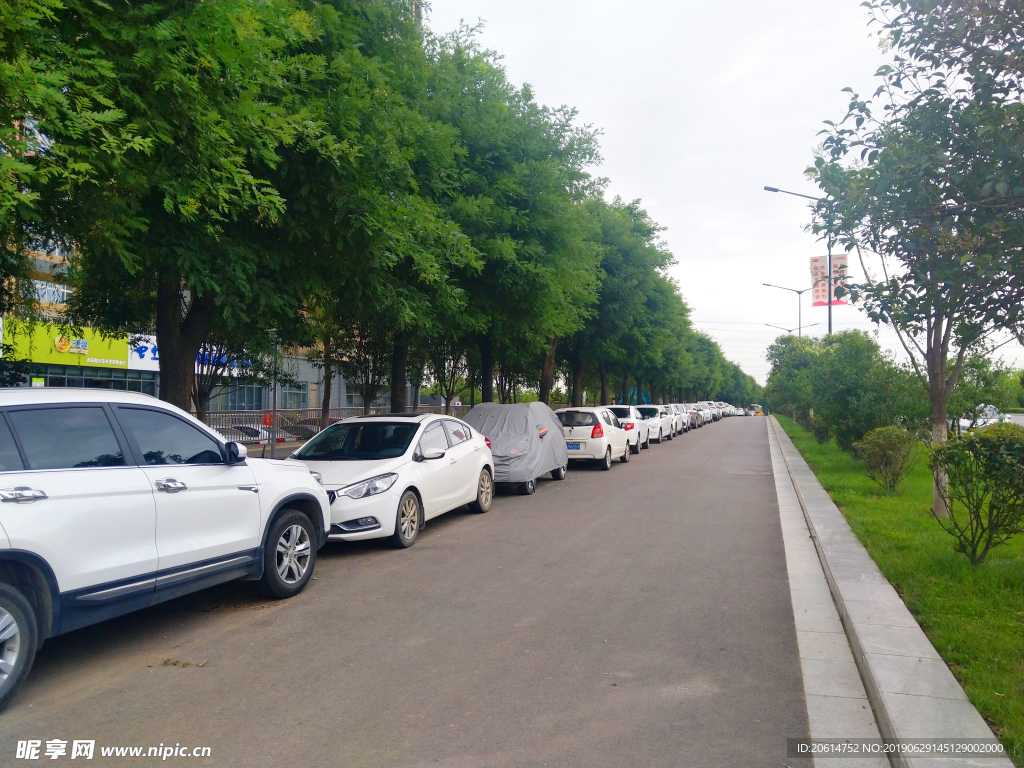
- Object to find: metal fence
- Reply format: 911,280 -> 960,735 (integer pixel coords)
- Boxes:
200,405 -> 469,446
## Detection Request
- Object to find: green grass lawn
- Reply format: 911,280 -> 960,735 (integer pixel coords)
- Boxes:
775,415 -> 1023,765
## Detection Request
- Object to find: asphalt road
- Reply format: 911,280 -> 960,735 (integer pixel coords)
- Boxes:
1,416 -> 809,767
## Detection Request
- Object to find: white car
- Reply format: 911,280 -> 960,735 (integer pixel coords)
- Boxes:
635,405 -> 674,443
0,389 -> 330,709
608,406 -> 651,452
958,404 -> 1007,432
555,407 -> 630,469
292,414 -> 494,549
681,403 -> 703,428
670,404 -> 691,433
701,401 -> 721,422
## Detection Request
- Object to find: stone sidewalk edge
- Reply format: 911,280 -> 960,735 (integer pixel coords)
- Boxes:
768,417 -> 1013,768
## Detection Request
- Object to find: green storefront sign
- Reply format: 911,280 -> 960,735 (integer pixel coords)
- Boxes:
2,322 -> 129,369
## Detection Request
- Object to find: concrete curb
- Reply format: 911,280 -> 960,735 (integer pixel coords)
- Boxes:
768,417 -> 1013,768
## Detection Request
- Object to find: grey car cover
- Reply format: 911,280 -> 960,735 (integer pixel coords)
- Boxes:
462,402 -> 568,483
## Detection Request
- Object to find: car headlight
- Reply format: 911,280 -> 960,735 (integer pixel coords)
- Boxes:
341,473 -> 398,499
310,471 -> 323,485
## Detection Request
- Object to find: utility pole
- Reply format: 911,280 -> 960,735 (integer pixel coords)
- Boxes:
763,185 -> 834,335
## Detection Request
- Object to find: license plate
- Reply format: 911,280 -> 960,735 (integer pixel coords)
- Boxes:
566,442 -> 581,450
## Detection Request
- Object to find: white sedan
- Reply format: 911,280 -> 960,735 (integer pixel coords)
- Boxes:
292,414 -> 494,548
636,405 -> 674,443
608,405 -> 651,452
555,407 -> 630,469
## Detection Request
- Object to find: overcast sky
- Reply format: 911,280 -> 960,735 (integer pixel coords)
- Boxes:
425,0 -> 1022,384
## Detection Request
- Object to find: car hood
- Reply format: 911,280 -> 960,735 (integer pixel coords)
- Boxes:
296,456 -> 411,489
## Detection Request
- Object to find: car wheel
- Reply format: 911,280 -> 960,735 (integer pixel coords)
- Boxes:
0,584 -> 37,710
600,447 -> 612,471
469,468 -> 494,513
642,434 -> 650,449
653,428 -> 662,444
667,426 -> 673,440
630,438 -> 640,454
550,465 -> 567,481
518,478 -> 536,495
390,491 -> 421,548
620,443 -> 630,463
256,510 -> 316,598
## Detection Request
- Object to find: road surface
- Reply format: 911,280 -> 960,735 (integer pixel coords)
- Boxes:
1,417 -> 809,767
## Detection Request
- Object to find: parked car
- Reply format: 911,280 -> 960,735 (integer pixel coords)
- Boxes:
462,402 -> 567,494
231,424 -> 297,443
682,403 -> 703,427
670,404 -> 691,433
636,405 -> 674,442
700,401 -> 720,422
608,405 -> 651,452
0,388 -> 330,709
555,407 -> 630,469
293,414 -> 494,546
958,404 -> 1007,432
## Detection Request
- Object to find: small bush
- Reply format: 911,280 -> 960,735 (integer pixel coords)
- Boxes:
854,426 -> 918,492
929,423 -> 1024,565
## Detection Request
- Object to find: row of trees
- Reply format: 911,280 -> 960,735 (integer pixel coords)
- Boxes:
764,329 -> 1022,451
805,0 -> 1023,513
1,0 -> 758,417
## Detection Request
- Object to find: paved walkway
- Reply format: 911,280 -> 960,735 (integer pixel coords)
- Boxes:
2,418 -> 811,766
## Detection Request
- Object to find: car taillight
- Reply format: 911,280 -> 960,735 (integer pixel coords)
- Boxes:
591,423 -> 604,438
485,437 -> 492,449
623,422 -> 634,430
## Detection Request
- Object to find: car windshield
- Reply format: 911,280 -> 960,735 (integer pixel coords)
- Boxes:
295,421 -> 418,460
609,407 -> 632,419
637,407 -> 659,419
557,411 -> 597,427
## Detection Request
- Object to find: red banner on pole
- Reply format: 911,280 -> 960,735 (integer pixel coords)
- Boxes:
810,255 -> 848,306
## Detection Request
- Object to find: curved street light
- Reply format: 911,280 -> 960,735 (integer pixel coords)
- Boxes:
766,322 -> 821,335
764,185 -> 834,334
763,283 -> 810,337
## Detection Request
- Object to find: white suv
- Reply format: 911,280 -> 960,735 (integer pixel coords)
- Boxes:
0,389 -> 330,708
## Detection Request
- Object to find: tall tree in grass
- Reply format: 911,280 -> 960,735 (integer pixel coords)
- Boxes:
808,0 -> 1024,514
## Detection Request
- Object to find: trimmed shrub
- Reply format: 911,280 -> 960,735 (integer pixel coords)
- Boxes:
928,423 -> 1024,565
854,426 -> 917,492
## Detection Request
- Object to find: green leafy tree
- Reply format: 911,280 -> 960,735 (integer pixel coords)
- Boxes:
809,0 -> 1024,512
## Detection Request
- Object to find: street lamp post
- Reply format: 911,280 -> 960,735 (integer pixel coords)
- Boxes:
763,283 -> 809,336
766,322 -> 820,335
764,185 -> 833,334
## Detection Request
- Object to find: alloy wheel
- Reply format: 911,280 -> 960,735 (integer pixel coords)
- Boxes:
276,524 -> 311,584
399,495 -> 419,541
479,470 -> 493,507
0,607 -> 22,683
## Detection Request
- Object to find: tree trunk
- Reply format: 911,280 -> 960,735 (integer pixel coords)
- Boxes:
620,371 -> 628,405
571,358 -> 584,407
599,362 -> 609,405
390,336 -> 408,413
155,270 -> 215,412
361,382 -> 373,415
539,338 -> 558,404
320,357 -> 333,431
479,334 -> 494,402
930,386 -> 950,518
635,375 -> 643,405
411,383 -> 420,413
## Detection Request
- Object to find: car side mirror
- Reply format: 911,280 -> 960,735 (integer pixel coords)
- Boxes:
423,448 -> 446,460
226,441 -> 247,464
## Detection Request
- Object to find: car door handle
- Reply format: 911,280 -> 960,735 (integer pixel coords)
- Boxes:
238,484 -> 260,493
449,457 -> 458,464
0,487 -> 48,503
154,479 -> 187,493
